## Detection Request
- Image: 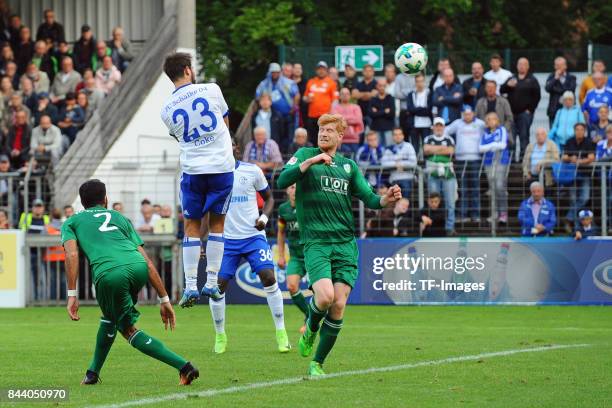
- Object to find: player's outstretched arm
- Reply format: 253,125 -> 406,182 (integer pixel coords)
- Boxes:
350,163 -> 402,209
137,246 -> 175,331
64,240 -> 80,321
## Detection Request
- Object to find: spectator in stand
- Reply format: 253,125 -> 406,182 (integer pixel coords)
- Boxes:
5,61 -> 18,90
579,60 -> 606,105
6,14 -> 22,51
549,91 -> 584,149
429,58 -> 458,93
30,114 -> 63,167
303,61 -> 337,143
545,56 -> 577,127
500,57 -> 541,159
0,208 -> 9,229
328,66 -> 341,93
33,92 -> 58,125
31,40 -> 56,81
135,201 -> 161,234
342,63 -> 358,92
292,63 -> 307,126
153,204 -> 162,216
433,68 -> 463,125
23,62 -> 50,94
365,197 -> 411,237
45,207 -> 66,300
54,40 -> 73,67
574,210 -> 599,240
243,126 -> 283,174
353,63 -> 377,121
384,63 -> 400,127
0,155 -> 11,199
596,126 -> 612,227
281,62 -> 293,79
251,92 -> 284,151
19,198 -> 49,233
381,128 -> 417,198
445,105 -> 485,222
522,127 -> 560,187
107,26 -> 134,72
112,202 -> 123,213
590,105 -> 610,143
57,92 -> 85,144
50,57 -> 82,104
582,71 -> 612,131
0,75 -> 14,109
91,40 -> 111,72
420,192 -> 446,237
83,76 -> 105,110
332,87 -> 363,155
2,93 -> 31,134
424,117 -> 456,233
36,9 -> 65,45
562,122 -> 595,229
356,130 -> 385,188
406,72 -> 432,156
475,80 -> 513,136
480,112 -> 510,224
76,91 -> 92,122
63,204 -> 74,219
6,110 -> 31,169
19,76 -> 38,112
287,127 -> 312,155
484,54 -> 512,94
462,61 -> 486,109
0,43 -> 15,75
518,181 -> 556,237
73,24 -> 95,72
368,78 -> 395,146
14,26 -> 34,75
393,66 -> 416,139
75,68 -> 93,93
95,55 -> 121,94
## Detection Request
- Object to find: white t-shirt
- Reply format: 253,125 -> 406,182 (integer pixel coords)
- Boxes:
223,162 -> 269,240
160,82 -> 235,175
484,68 -> 512,95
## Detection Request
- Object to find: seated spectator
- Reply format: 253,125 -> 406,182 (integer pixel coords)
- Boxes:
57,92 -> 85,144
6,110 -> 31,169
582,71 -> 612,131
332,87 -> 363,155
574,209 -> 598,240
92,40 -> 111,72
579,60 -> 606,105
406,72 -> 432,156
287,127 -> 312,155
63,205 -> 74,219
522,127 -> 560,187
0,43 -> 15,75
251,92 -> 284,152
518,181 -> 556,236
0,75 -> 14,112
365,197 -> 411,237
242,126 -> 283,173
368,78 -> 395,146
95,55 -> 121,95
424,117 -> 456,233
75,68 -> 94,93
73,25 -> 96,72
36,9 -> 65,45
480,112 -> 510,224
433,68 -> 463,125
357,130 -> 385,187
462,61 -> 486,109
22,63 -> 50,94
30,114 -> 63,167
352,63 -> 377,122
2,94 -> 31,134
83,77 -> 105,110
31,40 -> 55,82
364,201 -> 394,238
135,200 -> 160,233
14,26 -> 34,75
596,125 -> 612,226
33,92 -> 58,125
0,154 -> 11,199
420,192 -> 446,237
0,208 -> 9,229
5,61 -> 18,90
549,91 -> 585,149
381,128 -> 417,198
590,105 -> 610,143
50,57 -> 82,104
545,56 -> 577,127
54,40 -> 73,67
483,54 -> 512,94
107,26 -> 134,72
18,76 -> 38,112
475,80 -> 513,136
77,91 -> 92,122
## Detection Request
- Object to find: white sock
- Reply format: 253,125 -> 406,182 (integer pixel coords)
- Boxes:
264,282 -> 285,330
205,233 -> 224,288
209,294 -> 226,334
182,237 -> 200,291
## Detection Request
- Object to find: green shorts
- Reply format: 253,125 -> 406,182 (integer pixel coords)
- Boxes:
95,262 -> 148,332
286,256 -> 307,278
304,240 -> 359,288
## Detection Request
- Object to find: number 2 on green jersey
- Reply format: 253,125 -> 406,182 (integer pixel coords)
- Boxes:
94,212 -> 118,232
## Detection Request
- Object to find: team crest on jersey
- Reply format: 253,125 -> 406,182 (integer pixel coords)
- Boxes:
287,157 -> 298,165
239,176 -> 248,184
343,164 -> 351,174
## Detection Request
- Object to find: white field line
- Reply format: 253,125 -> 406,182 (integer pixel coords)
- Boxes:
91,343 -> 590,408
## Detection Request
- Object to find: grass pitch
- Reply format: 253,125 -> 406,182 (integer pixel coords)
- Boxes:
0,305 -> 610,407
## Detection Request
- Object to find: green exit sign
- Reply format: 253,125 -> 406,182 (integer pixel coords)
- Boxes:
335,45 -> 384,72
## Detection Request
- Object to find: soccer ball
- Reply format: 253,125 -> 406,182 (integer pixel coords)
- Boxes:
394,43 -> 428,75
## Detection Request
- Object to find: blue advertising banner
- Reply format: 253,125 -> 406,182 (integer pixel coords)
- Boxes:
224,238 -> 612,305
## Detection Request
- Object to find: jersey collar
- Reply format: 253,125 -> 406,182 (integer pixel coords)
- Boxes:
173,83 -> 192,94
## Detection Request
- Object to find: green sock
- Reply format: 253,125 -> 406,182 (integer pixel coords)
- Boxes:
128,330 -> 187,370
88,319 -> 117,374
291,291 -> 309,318
307,298 -> 327,332
313,317 -> 343,364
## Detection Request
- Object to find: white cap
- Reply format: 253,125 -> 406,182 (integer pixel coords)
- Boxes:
268,62 -> 281,73
433,117 -> 445,126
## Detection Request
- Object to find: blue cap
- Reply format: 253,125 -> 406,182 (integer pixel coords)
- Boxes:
578,209 -> 593,219
462,104 -> 473,113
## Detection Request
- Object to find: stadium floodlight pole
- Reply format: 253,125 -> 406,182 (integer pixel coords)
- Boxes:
176,0 -> 195,50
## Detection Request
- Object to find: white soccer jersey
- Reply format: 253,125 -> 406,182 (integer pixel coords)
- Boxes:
161,82 -> 235,174
223,162 -> 269,240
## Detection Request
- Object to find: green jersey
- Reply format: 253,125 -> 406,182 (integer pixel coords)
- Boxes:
277,147 -> 383,244
61,206 -> 145,284
278,200 -> 303,258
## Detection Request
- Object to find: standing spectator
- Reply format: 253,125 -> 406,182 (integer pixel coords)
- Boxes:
574,210 -> 599,240
75,67 -> 93,93
303,61 -> 337,143
475,80 -> 514,136
50,57 -> 82,104
384,63 -> 401,127
545,56 -> 577,127
242,126 -> 283,173
112,202 -> 123,213
522,127 -> 560,187
394,68 -> 416,139
484,54 -> 512,94
419,192 -> 447,237
428,58 -> 458,93
549,91 -> 584,149
342,63 -> 358,92
6,14 -> 22,52
0,155 -> 11,201
54,40 -> 73,65
462,61 -> 486,109
579,60 -> 606,105
107,26 -> 134,72
287,127 -> 312,156
356,130 -> 385,188
36,9 -> 65,45
2,93 -> 31,134
14,26 -> 34,75
561,122 -> 595,229
33,92 -> 59,125
18,76 -> 38,113
0,76 -> 14,109
19,198 -> 49,300
30,114 -> 63,167
500,57 -> 541,159
446,106 -> 486,222
135,201 -> 161,234
23,62 -> 50,94
352,63 -> 377,123
596,125 -> 612,226
433,68 -> 463,125
5,61 -> 18,90
381,128 -> 417,197
281,62 -> 293,79
83,77 -> 105,110
73,25 -> 95,72
94,55 -> 121,94
518,181 -> 556,237
5,110 -> 31,169
63,204 -> 74,219
328,66 -> 341,93
76,91 -> 92,122
44,207 -> 66,300
0,43 -> 15,74
0,208 -> 9,229
31,40 -> 56,82
331,87 -> 363,155
582,71 -> 612,130
406,72 -> 432,156
57,92 -> 85,144
368,78 -> 395,146
91,40 -> 111,71
424,117 -> 456,233
590,105 -> 610,143
292,62 -> 307,126
251,92 -> 284,151
480,112 -> 510,224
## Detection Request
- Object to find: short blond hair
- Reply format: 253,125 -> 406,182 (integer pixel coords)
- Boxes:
317,113 -> 347,134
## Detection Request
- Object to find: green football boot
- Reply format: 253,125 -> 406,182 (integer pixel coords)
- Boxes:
276,329 -> 291,353
298,324 -> 317,357
308,361 -> 326,376
214,333 -> 227,354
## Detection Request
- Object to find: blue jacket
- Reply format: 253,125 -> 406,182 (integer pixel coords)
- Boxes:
518,198 -> 556,236
549,105 -> 585,148
433,83 -> 463,124
582,88 -> 612,127
255,73 -> 298,116
406,89 -> 433,128
479,126 -> 510,166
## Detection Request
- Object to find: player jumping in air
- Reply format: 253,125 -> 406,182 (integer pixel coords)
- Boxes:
277,113 -> 402,376
277,183 -> 310,333
160,52 -> 234,306
62,179 -> 199,385
208,140 -> 290,354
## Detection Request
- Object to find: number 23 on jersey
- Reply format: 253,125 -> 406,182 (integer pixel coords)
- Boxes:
172,97 -> 217,142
